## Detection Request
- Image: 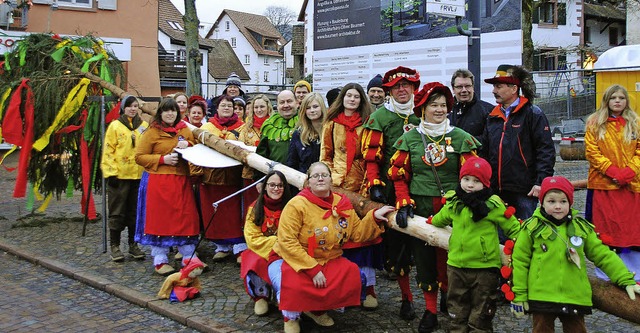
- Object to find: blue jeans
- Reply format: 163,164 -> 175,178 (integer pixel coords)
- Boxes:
497,191 -> 538,243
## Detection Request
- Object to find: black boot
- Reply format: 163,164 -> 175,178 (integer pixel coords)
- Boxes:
399,299 -> 416,320
418,310 -> 438,333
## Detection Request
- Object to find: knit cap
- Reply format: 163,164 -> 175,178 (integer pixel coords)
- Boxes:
226,72 -> 242,87
539,176 -> 574,206
233,97 -> 246,107
294,80 -> 312,92
367,74 -> 383,91
326,87 -> 341,107
120,95 -> 136,114
459,156 -> 492,188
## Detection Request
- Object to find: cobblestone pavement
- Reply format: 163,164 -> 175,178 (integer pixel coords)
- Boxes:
0,251 -> 197,333
1,152 -> 639,332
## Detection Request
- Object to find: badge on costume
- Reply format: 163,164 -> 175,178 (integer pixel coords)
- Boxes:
338,217 -> 348,228
423,143 -> 446,165
567,247 -> 581,269
445,137 -> 454,152
570,236 -> 583,247
403,124 -> 416,133
322,226 -> 329,232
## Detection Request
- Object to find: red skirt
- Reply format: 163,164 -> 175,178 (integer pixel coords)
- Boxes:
144,174 -> 200,236
240,249 -> 271,284
279,257 -> 361,312
199,183 -> 243,240
592,189 -> 640,247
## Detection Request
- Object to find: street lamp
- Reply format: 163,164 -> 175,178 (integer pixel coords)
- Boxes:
274,60 -> 281,89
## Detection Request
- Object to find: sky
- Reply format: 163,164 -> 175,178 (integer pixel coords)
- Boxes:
169,0 -> 305,26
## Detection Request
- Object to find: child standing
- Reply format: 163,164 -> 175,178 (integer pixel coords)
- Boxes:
429,156 -> 521,332
511,175 -> 640,332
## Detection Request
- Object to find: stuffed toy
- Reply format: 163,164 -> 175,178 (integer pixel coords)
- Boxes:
158,257 -> 204,302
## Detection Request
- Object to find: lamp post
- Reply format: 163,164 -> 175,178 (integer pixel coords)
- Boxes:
273,60 -> 281,90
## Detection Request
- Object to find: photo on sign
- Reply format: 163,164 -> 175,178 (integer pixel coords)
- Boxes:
314,0 -> 520,51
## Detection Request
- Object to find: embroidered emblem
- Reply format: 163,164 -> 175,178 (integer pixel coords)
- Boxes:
338,217 -> 348,229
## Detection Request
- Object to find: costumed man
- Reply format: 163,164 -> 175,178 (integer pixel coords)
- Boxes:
158,257 -> 204,302
367,74 -> 386,110
480,65 -> 555,221
388,82 -> 481,333
361,66 -> 421,320
449,69 -> 494,139
255,90 -> 299,166
208,72 -> 247,116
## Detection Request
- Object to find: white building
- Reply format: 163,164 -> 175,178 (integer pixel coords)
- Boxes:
206,10 -> 286,92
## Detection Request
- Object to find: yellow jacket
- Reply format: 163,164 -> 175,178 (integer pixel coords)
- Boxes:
101,118 -> 148,179
244,204 -> 277,260
135,125 -> 194,176
320,120 -> 366,193
273,193 -> 383,272
200,122 -> 244,185
585,122 -> 640,192
238,125 -> 262,179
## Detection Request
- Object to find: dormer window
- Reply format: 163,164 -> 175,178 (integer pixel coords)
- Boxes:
167,21 -> 184,31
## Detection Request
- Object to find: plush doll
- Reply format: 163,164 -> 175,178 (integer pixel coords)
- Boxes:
158,257 -> 204,302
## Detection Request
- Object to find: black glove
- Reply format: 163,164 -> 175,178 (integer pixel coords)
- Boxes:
395,205 -> 414,228
369,185 -> 387,203
106,177 -> 117,187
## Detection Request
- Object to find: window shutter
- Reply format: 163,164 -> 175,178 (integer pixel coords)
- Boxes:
558,2 -> 566,25
98,0 -> 117,10
532,1 -> 539,24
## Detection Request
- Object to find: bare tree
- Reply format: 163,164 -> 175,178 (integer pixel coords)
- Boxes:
264,5 -> 295,39
522,0 -> 533,70
183,0 -> 202,96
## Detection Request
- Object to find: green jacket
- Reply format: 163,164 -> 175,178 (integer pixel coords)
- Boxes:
256,113 -> 299,164
512,208 -> 636,306
431,191 -> 520,269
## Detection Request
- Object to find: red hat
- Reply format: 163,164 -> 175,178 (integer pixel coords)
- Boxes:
459,156 -> 492,188
539,176 -> 574,206
382,66 -> 421,92
484,64 -> 521,86
413,82 -> 455,118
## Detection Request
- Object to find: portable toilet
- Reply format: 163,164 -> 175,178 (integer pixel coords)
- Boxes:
593,45 -> 640,112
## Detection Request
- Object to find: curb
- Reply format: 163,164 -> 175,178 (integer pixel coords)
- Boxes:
0,237 -> 232,333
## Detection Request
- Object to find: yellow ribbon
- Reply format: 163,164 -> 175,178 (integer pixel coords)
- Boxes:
33,78 -> 91,151
0,87 -> 12,143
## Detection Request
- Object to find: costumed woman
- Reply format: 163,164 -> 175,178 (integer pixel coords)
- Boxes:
200,95 -> 246,264
585,84 -> 640,280
240,170 -> 293,316
173,92 -> 189,120
287,92 -> 325,173
268,162 -> 394,333
101,95 -> 148,262
135,98 -> 202,276
388,82 -> 480,332
320,83 -> 382,309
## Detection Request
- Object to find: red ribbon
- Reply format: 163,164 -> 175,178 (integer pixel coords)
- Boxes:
1,79 -> 35,198
298,188 -> 352,219
607,116 -> 626,131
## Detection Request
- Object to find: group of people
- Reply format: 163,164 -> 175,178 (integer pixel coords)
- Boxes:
99,65 -> 640,333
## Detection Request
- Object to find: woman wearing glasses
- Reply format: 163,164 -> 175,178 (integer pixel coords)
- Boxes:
268,162 -> 394,332
240,170 -> 292,316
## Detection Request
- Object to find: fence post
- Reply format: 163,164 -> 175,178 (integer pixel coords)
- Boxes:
566,82 -> 572,118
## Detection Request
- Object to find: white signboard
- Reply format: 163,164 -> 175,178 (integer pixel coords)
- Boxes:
426,0 -> 466,18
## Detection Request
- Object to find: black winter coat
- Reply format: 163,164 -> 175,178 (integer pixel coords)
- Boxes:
448,96 -> 493,138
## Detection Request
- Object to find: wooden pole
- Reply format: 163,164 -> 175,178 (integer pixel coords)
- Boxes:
187,123 -> 640,324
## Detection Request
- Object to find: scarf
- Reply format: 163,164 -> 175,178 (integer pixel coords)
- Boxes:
212,113 -> 239,127
152,120 -> 186,135
262,194 -> 284,235
298,188 -> 352,219
454,185 -> 493,222
540,208 -> 572,226
253,114 -> 268,129
117,114 -> 143,147
417,118 -> 453,137
607,115 -> 626,131
333,112 -> 363,174
384,96 -> 414,116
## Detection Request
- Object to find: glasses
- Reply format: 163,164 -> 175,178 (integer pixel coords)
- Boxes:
453,85 -> 473,90
266,183 -> 284,189
391,82 -> 412,90
309,173 -> 330,179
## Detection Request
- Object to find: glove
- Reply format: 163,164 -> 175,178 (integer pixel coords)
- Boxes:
625,284 -> 640,300
369,185 -> 387,203
510,301 -> 528,318
395,205 -> 414,228
616,167 -> 636,185
605,165 -> 621,179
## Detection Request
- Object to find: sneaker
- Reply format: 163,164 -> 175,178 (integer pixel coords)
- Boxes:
283,319 -> 300,333
128,243 -> 146,260
212,251 -> 231,262
362,294 -> 378,309
399,299 -> 416,320
110,245 -> 124,262
254,298 -> 269,316
418,310 -> 438,333
303,312 -> 334,327
154,264 -> 176,276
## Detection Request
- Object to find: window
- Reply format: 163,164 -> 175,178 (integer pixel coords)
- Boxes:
609,27 -> 619,46
57,0 -> 92,8
225,21 -> 230,30
533,48 -> 567,71
244,55 -> 250,65
532,0 -> 566,27
264,71 -> 269,82
176,49 -> 186,63
231,37 -> 236,47
167,21 -> 184,31
264,57 -> 269,65
539,1 -> 556,24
